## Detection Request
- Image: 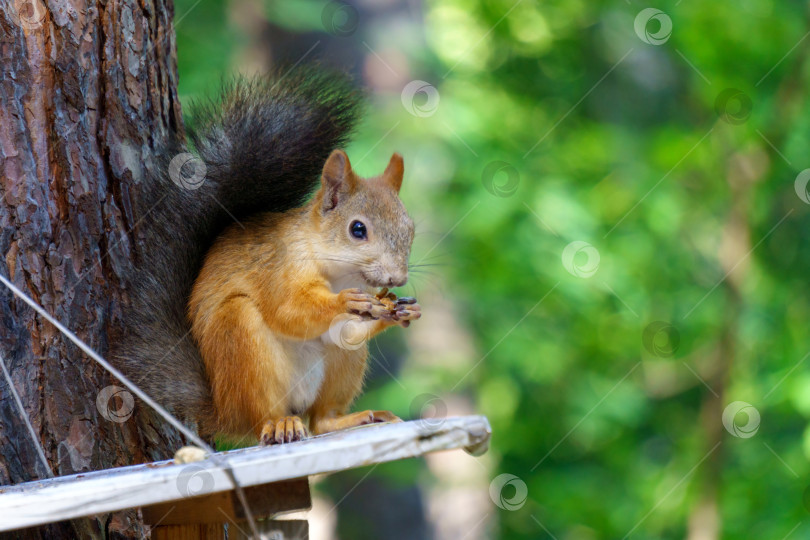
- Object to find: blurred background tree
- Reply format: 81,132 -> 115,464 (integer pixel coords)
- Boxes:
174,0 -> 810,538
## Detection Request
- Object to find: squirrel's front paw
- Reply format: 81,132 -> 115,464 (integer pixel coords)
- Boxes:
391,300 -> 421,328
340,288 -> 389,319
260,416 -> 308,445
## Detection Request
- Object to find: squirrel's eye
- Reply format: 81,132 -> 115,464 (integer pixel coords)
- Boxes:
350,220 -> 367,240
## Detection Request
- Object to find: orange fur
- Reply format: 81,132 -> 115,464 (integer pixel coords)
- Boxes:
188,150 -> 418,444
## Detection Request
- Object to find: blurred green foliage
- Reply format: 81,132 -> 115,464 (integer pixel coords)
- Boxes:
175,0 -> 810,538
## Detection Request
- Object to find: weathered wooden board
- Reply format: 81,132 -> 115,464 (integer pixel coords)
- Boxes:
142,478 -> 311,525
0,416 -> 490,532
149,519 -> 308,540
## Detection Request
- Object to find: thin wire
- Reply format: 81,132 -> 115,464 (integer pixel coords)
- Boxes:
0,352 -> 54,478
0,273 -> 261,538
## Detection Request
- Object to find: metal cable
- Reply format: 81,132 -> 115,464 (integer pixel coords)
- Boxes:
0,352 -> 54,478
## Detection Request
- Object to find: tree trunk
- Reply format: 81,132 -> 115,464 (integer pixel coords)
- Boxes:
0,0 -> 184,537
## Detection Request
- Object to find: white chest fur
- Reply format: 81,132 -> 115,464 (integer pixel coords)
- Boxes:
283,272 -> 366,415
287,339 -> 327,414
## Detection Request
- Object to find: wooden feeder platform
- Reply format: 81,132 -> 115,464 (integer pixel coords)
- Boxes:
0,415 -> 490,539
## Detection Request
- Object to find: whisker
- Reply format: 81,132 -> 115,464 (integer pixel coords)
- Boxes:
294,255 -> 375,269
408,271 -> 441,282
409,263 -> 447,269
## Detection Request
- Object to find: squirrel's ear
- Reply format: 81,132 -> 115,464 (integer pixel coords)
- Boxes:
321,149 -> 355,211
382,153 -> 404,193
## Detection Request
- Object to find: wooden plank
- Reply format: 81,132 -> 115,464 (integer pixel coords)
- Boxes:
0,415 -> 490,532
150,518 -> 308,540
142,479 -> 311,525
151,524 -> 226,540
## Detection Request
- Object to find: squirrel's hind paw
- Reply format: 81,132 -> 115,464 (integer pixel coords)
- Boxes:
260,416 -> 309,446
315,410 -> 402,433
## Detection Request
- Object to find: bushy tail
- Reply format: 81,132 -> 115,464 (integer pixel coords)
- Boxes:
117,67 -> 363,438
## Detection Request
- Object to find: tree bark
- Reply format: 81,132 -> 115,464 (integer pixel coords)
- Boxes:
0,0 -> 184,537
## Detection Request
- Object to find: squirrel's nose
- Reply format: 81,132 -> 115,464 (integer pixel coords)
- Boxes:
386,272 -> 408,288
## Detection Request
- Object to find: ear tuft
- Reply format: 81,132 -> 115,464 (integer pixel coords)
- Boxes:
383,153 -> 404,193
321,149 -> 353,211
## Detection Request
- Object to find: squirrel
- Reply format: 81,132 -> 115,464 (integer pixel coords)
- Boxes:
117,67 -> 420,445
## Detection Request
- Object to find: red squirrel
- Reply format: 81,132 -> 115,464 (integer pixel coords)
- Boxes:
189,150 -> 420,444
117,68 -> 420,445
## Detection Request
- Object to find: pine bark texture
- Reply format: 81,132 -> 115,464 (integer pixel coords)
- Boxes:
0,0 -> 184,537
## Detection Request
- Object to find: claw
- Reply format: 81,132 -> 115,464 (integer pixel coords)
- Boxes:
259,416 -> 308,446
369,289 -> 421,326
344,289 -> 387,319
357,410 -> 402,426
